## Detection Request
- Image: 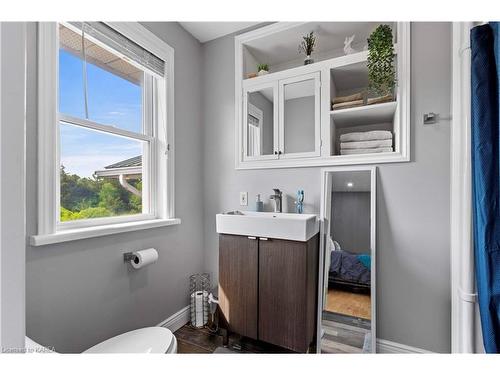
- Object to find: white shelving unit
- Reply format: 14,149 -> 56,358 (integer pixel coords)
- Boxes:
331,101 -> 397,128
234,22 -> 411,169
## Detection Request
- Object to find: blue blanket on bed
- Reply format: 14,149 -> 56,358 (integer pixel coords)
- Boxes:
330,250 -> 371,285
357,254 -> 371,269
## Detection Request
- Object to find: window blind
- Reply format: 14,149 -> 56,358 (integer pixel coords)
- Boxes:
68,22 -> 165,77
248,114 -> 260,127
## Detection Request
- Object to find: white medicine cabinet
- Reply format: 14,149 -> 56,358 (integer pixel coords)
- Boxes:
235,22 -> 411,169
243,72 -> 321,161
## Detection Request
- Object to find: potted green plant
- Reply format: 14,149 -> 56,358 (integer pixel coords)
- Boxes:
257,63 -> 269,76
367,24 -> 396,104
298,31 -> 316,65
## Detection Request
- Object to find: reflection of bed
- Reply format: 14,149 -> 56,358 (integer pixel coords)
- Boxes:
329,249 -> 371,294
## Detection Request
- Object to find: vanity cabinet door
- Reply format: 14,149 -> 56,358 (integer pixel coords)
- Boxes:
258,236 -> 318,352
218,234 -> 259,339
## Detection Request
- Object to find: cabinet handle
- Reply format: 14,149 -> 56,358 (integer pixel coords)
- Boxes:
274,151 -> 278,155
259,237 -> 269,241
247,236 -> 257,240
278,151 -> 282,155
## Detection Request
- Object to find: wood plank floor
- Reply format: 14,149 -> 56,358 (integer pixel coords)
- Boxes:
321,311 -> 371,354
325,289 -> 371,319
174,324 -> 294,354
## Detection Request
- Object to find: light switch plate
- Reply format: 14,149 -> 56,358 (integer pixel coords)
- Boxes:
240,192 -> 248,206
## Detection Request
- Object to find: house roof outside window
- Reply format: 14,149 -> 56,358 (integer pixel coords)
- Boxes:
94,155 -> 142,197
94,155 -> 142,179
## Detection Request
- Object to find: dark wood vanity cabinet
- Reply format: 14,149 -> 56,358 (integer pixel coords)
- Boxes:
218,234 -> 259,340
218,233 -> 319,353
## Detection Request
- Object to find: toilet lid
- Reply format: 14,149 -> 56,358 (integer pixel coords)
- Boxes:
83,327 -> 174,353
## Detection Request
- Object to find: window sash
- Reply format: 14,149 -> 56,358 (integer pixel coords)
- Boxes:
60,21 -> 151,136
56,35 -> 157,229
58,114 -> 152,142
56,119 -> 154,229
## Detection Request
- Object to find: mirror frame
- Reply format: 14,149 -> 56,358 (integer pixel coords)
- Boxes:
316,165 -> 377,353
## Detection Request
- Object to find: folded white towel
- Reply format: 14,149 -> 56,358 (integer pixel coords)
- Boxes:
340,147 -> 393,155
340,130 -> 393,143
340,139 -> 393,150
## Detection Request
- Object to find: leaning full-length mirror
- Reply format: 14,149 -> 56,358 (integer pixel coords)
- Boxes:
318,167 -> 376,353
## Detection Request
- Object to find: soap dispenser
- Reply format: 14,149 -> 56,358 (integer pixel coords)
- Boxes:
255,194 -> 264,212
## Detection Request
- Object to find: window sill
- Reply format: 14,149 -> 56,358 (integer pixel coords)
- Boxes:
30,218 -> 181,246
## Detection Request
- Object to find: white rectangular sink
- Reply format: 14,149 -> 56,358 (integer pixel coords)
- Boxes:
216,211 -> 319,242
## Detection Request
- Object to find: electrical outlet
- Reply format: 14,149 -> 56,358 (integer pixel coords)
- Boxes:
240,192 -> 248,206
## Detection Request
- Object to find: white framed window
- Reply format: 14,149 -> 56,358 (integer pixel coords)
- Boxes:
31,22 -> 179,246
247,103 -> 263,157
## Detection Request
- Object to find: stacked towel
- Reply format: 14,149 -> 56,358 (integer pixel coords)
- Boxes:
340,130 -> 393,155
331,92 -> 364,110
340,139 -> 392,149
340,130 -> 392,142
332,99 -> 364,110
341,147 -> 393,155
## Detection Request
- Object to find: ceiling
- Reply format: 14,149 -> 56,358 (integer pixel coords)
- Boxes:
179,22 -> 261,43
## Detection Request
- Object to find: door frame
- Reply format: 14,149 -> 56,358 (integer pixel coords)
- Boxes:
450,21 -> 478,353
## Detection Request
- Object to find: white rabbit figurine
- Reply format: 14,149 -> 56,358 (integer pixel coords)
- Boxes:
343,34 -> 357,55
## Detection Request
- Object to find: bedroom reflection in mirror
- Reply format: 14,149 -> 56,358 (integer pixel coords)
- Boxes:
320,168 -> 376,354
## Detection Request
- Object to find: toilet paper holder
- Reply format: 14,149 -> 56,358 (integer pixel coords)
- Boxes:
123,252 -> 136,262
123,248 -> 159,270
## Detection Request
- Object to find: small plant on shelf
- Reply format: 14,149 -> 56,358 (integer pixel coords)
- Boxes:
257,63 -> 269,76
367,24 -> 396,101
298,31 -> 316,65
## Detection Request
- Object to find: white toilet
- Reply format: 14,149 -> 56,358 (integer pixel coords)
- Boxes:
26,327 -> 177,354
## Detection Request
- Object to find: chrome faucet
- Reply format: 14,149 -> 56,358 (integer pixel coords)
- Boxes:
269,188 -> 283,213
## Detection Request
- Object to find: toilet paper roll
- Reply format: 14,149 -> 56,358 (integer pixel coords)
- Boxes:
130,248 -> 158,269
190,291 -> 209,327
195,291 -> 205,314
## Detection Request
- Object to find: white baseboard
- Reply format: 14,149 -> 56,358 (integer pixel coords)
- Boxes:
157,307 -> 432,354
157,305 -> 190,333
376,339 -> 433,353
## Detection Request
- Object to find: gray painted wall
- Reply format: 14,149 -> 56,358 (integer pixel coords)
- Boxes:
25,22 -> 205,353
331,192 -> 371,254
284,96 -> 315,153
0,22 -> 26,350
202,23 -> 451,352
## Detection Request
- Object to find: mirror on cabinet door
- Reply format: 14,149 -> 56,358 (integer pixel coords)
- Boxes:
279,72 -> 321,158
318,167 -> 376,353
244,83 -> 278,160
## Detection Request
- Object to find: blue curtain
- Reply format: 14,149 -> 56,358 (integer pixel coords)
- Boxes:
471,22 -> 500,353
